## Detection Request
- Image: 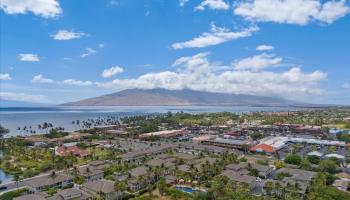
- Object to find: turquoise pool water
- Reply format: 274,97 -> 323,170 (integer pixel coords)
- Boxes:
176,186 -> 199,193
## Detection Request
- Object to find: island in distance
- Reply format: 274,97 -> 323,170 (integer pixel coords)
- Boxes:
61,88 -> 304,107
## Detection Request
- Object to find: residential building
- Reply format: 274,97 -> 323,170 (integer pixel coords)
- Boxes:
128,166 -> 157,192
46,188 -> 92,200
14,194 -> 46,200
55,145 -> 90,157
24,173 -> 73,193
220,170 -> 259,190
78,166 -> 104,182
120,144 -> 174,164
81,179 -> 122,200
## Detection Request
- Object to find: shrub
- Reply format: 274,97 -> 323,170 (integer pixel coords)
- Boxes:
284,154 -> 302,165
0,189 -> 27,200
274,161 -> 285,169
256,160 -> 268,165
319,160 -> 338,174
307,155 -> 321,165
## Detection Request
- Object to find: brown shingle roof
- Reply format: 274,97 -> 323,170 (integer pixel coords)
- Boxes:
14,194 -> 46,200
220,170 -> 256,184
24,173 -> 72,188
83,179 -> 115,194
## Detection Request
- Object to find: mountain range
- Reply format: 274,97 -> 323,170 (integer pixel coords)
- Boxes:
61,89 -> 303,107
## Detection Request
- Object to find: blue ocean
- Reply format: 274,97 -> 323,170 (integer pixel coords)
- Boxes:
0,106 -> 304,137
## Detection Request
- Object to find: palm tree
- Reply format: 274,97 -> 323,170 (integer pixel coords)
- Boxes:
157,177 -> 166,196
114,181 -> 127,200
0,125 -> 9,148
13,174 -> 20,188
264,181 -> 274,196
147,184 -> 154,197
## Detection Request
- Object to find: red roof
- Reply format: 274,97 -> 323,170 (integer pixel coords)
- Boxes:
250,144 -> 274,153
55,146 -> 90,157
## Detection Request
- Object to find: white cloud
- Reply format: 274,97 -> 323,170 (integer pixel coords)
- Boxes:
343,83 -> 350,89
171,23 -> 259,49
96,52 -> 327,100
0,73 -> 11,80
62,79 -> 93,86
315,0 -> 350,24
31,74 -> 54,83
110,0 -> 119,6
233,53 -> 283,71
256,45 -> 274,51
29,75 -> 93,87
179,0 -> 189,7
233,0 -> 350,25
0,92 -> 49,103
101,66 -> 124,78
51,30 -> 86,40
81,48 -> 96,58
22,52 -> 327,100
195,0 -> 229,11
19,53 -> 40,62
0,0 -> 62,18
98,43 -> 105,48
139,64 -> 154,67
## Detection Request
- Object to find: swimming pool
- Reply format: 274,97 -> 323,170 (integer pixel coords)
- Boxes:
176,186 -> 200,193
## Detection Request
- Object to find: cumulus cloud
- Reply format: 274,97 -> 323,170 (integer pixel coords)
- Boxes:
19,54 -> 40,62
0,73 -> 11,80
0,0 -> 62,18
179,0 -> 189,7
195,0 -> 229,11
256,45 -> 274,51
30,75 -> 93,87
171,23 -> 259,49
31,74 -> 54,83
315,0 -> 350,23
62,79 -> 93,86
101,66 -> 124,78
81,48 -> 96,58
25,52 -> 327,100
343,83 -> 350,89
233,53 -> 282,71
0,92 -> 49,103
51,30 -> 86,40
95,52 -> 327,100
233,0 -> 350,25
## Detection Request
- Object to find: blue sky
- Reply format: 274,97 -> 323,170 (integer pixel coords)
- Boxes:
0,0 -> 349,105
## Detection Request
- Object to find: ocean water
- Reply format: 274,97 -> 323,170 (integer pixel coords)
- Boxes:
0,106 -> 304,137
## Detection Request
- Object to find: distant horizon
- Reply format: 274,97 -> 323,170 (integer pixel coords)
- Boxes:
1,87 -> 350,107
0,105 -> 309,136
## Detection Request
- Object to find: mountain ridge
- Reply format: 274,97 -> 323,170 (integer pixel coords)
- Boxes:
61,89 -> 305,107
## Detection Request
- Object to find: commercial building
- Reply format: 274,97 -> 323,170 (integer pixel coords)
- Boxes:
139,129 -> 188,139
250,136 -> 346,154
201,137 -> 253,151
